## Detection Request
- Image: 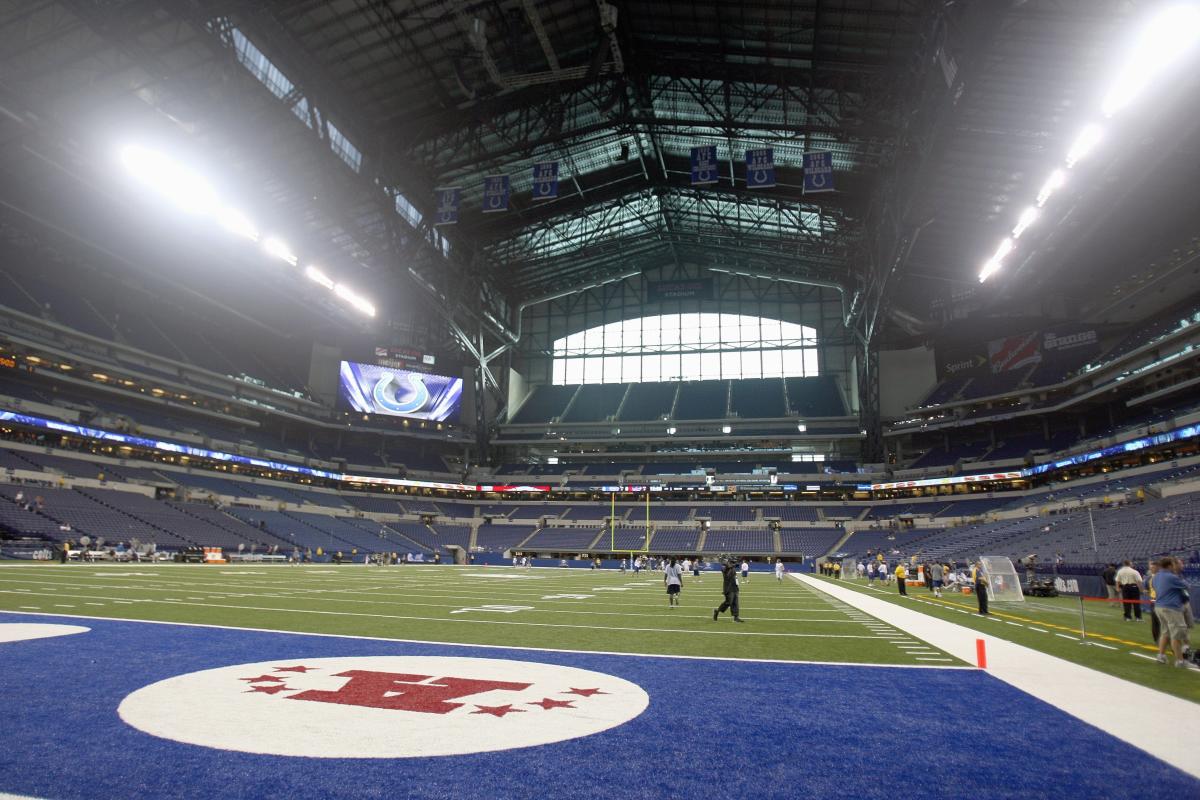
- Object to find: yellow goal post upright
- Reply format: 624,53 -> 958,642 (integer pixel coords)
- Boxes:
609,488 -> 651,560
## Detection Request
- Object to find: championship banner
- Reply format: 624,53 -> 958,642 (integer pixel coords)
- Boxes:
482,175 -> 510,213
531,162 -> 559,200
988,332 -> 1042,374
690,145 -> 719,186
802,151 -> 834,193
434,187 -> 460,226
745,148 -> 775,189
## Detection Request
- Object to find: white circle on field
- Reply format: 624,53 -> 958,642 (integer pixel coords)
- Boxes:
0,624 -> 90,643
118,656 -> 648,758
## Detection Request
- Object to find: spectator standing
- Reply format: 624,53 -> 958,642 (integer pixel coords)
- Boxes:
930,562 -> 945,598
895,563 -> 908,596
1151,557 -> 1196,669
1101,564 -> 1118,600
972,561 -> 989,616
1114,560 -> 1143,621
1145,561 -> 1161,645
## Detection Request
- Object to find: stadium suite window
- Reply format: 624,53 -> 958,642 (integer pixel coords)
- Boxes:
552,313 -> 819,384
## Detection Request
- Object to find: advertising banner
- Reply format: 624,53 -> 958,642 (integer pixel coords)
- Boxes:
338,361 -> 463,422
988,331 -> 1043,373
935,341 -> 989,379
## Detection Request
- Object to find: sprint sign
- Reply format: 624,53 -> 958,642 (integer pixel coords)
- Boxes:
119,656 -> 648,758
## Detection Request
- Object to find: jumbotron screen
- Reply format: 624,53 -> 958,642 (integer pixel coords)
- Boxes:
338,361 -> 464,422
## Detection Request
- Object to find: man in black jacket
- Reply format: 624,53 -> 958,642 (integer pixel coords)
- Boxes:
713,556 -> 744,623
1101,563 -> 1118,600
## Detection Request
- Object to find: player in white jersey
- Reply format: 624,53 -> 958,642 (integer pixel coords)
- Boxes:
664,558 -> 683,607
775,560 -> 785,581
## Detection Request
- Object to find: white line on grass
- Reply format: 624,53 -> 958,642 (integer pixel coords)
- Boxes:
0,609 -> 971,670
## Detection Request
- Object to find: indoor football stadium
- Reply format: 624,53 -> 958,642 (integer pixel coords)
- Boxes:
0,1 -> 1199,798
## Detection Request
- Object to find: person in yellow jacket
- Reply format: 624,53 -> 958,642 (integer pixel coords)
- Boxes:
895,563 -> 908,596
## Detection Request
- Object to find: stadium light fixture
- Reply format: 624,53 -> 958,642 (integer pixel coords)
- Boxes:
1102,5 -> 1200,117
304,265 -> 335,290
1035,169 -> 1066,207
667,427 -> 677,435
119,145 -> 218,215
1065,124 -> 1103,168
721,425 -> 732,434
216,207 -> 258,241
797,423 -> 807,432
262,236 -> 298,266
1011,207 -> 1040,239
334,283 -> 377,317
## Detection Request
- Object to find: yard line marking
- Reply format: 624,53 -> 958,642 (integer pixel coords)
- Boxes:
0,608 -> 972,669
1130,653 -> 1158,661
1056,633 -> 1077,640
84,602 -> 104,606
1088,642 -> 1118,651
1028,627 -> 1049,633
17,606 -> 39,610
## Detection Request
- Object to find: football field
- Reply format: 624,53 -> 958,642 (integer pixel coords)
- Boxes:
1,563 -> 1198,800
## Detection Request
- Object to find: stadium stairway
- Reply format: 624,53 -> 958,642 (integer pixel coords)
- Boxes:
695,527 -> 708,552
772,529 -> 782,553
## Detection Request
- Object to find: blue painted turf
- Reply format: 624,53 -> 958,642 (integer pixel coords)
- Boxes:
0,613 -> 1196,799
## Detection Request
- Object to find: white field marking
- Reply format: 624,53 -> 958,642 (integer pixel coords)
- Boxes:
1130,653 -> 1158,661
0,623 -> 89,642
2,596 -> 895,640
591,587 -> 631,592
1004,621 -> 1024,627
84,602 -> 104,606
449,605 -> 534,615
1088,641 -> 1118,651
1056,633 -> 1077,640
795,574 -> 1200,778
0,574 -> 835,612
17,606 -> 40,610
53,605 -> 74,608
1028,627 -> 1049,633
0,609 -> 971,670
0,588 -> 850,625
916,657 -> 954,662
541,594 -> 594,600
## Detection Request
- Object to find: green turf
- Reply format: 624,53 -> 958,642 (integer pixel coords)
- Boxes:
0,563 -> 958,666
811,574 -> 1200,704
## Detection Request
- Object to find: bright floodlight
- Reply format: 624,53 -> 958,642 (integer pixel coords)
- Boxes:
667,426 -> 677,435
1036,169 -> 1067,207
304,265 -> 335,290
978,258 -> 1003,283
119,144 -> 218,215
216,207 -> 258,241
1065,124 -> 1103,168
262,236 -> 298,266
797,423 -> 807,432
978,238 -> 1014,283
334,283 -> 376,317
721,425 -> 732,434
1102,5 -> 1200,117
1012,206 -> 1039,239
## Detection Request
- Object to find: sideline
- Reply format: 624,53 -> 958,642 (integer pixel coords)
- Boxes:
794,573 -> 1200,778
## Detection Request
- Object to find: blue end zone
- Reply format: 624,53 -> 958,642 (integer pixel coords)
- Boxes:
0,613 -> 1195,800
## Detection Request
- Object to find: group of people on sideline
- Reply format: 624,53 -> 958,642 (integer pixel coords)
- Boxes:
1104,558 -> 1196,669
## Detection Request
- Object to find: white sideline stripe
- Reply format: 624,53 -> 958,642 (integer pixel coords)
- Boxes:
0,609 -> 971,670
1131,653 -> 1158,661
1088,642 -> 1118,651
1056,633 -> 1077,640
794,574 -> 1200,778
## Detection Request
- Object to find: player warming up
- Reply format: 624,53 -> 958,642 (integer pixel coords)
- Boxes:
664,557 -> 683,607
713,556 -> 744,622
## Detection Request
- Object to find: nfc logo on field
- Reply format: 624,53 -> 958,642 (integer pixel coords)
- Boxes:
118,656 -> 649,758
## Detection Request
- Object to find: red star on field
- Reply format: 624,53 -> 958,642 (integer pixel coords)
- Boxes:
528,697 -> 575,710
274,666 -> 317,673
470,704 -> 525,718
563,688 -> 607,697
245,684 -> 292,695
239,675 -> 284,683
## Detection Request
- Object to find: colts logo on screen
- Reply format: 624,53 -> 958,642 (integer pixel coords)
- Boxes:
372,372 -> 430,415
118,656 -> 649,758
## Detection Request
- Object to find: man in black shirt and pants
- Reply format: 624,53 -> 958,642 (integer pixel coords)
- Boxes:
713,557 -> 744,623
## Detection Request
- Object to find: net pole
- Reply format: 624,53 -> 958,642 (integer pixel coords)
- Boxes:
1078,595 -> 1087,642
645,490 -> 650,551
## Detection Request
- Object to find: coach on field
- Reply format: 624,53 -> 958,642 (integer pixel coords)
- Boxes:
713,556 -> 744,623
